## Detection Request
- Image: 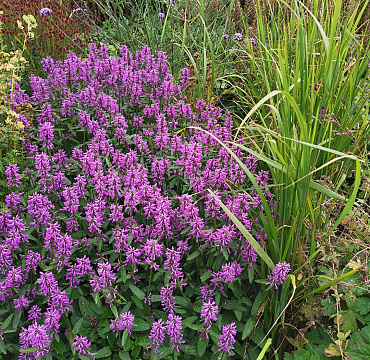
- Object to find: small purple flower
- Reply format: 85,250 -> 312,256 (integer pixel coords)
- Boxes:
158,13 -> 165,19
266,261 -> 291,289
118,311 -> 135,334
201,299 -> 218,325
14,295 -> 29,313
73,8 -> 83,13
166,313 -> 185,352
234,33 -> 243,41
160,284 -> 176,314
218,322 -> 237,355
249,37 -> 256,44
72,335 -> 91,355
44,308 -> 61,333
40,7 -> 53,16
314,84 -> 319,91
200,298 -> 218,339
222,34 -> 229,39
5,164 -> 22,188
147,318 -> 166,353
19,323 -> 50,357
319,106 -> 327,118
28,305 -> 42,322
110,311 -> 135,334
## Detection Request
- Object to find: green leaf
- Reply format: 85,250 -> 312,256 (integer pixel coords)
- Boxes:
234,310 -> 242,322
323,343 -> 342,357
94,346 -> 112,358
122,331 -> 129,348
119,350 -> 131,360
0,341 -> 6,354
157,346 -> 174,359
129,284 -> 145,300
53,340 -> 66,354
19,347 -> 38,353
183,316 -> 198,329
187,251 -> 200,261
132,318 -> 150,331
131,295 -> 144,310
73,318 -> 84,334
251,292 -> 263,317
13,310 -> 22,330
346,326 -> 370,360
197,340 -> 207,357
352,297 -> 370,316
251,328 -> 265,348
339,309 -> 358,333
200,271 -> 212,283
242,318 -> 256,340
2,313 -> 13,330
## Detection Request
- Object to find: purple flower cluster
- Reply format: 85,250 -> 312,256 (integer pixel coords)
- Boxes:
72,335 -> 91,355
1,44 -> 277,357
200,298 -> 218,338
234,33 -> 243,41
110,311 -> 135,334
5,164 -> 22,188
40,7 -> 53,16
266,261 -> 291,289
218,322 -> 237,355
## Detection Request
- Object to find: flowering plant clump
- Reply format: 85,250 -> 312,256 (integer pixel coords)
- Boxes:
0,12 -> 36,206
0,0 -> 93,74
0,44 -> 283,359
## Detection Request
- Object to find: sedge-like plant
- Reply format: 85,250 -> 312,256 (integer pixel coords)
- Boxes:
206,0 -> 370,356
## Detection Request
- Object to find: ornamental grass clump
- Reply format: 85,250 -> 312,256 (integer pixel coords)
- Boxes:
0,44 -> 280,359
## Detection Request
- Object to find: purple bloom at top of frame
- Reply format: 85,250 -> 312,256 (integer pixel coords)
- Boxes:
40,8 -> 53,16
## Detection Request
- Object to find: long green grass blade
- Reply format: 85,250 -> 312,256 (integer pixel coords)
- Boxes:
208,189 -> 275,270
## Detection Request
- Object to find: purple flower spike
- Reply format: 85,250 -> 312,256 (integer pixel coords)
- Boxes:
218,322 -> 237,355
28,305 -> 42,322
5,164 -> 22,188
147,318 -> 166,353
166,313 -> 185,352
234,33 -> 243,41
40,7 -> 53,16
72,335 -> 91,355
200,298 -> 218,339
222,34 -> 229,39
266,261 -> 291,289
158,13 -> 165,19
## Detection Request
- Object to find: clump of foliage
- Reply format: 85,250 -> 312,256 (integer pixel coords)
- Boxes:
0,11 -> 37,207
0,44 -> 288,360
0,0 -> 94,75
